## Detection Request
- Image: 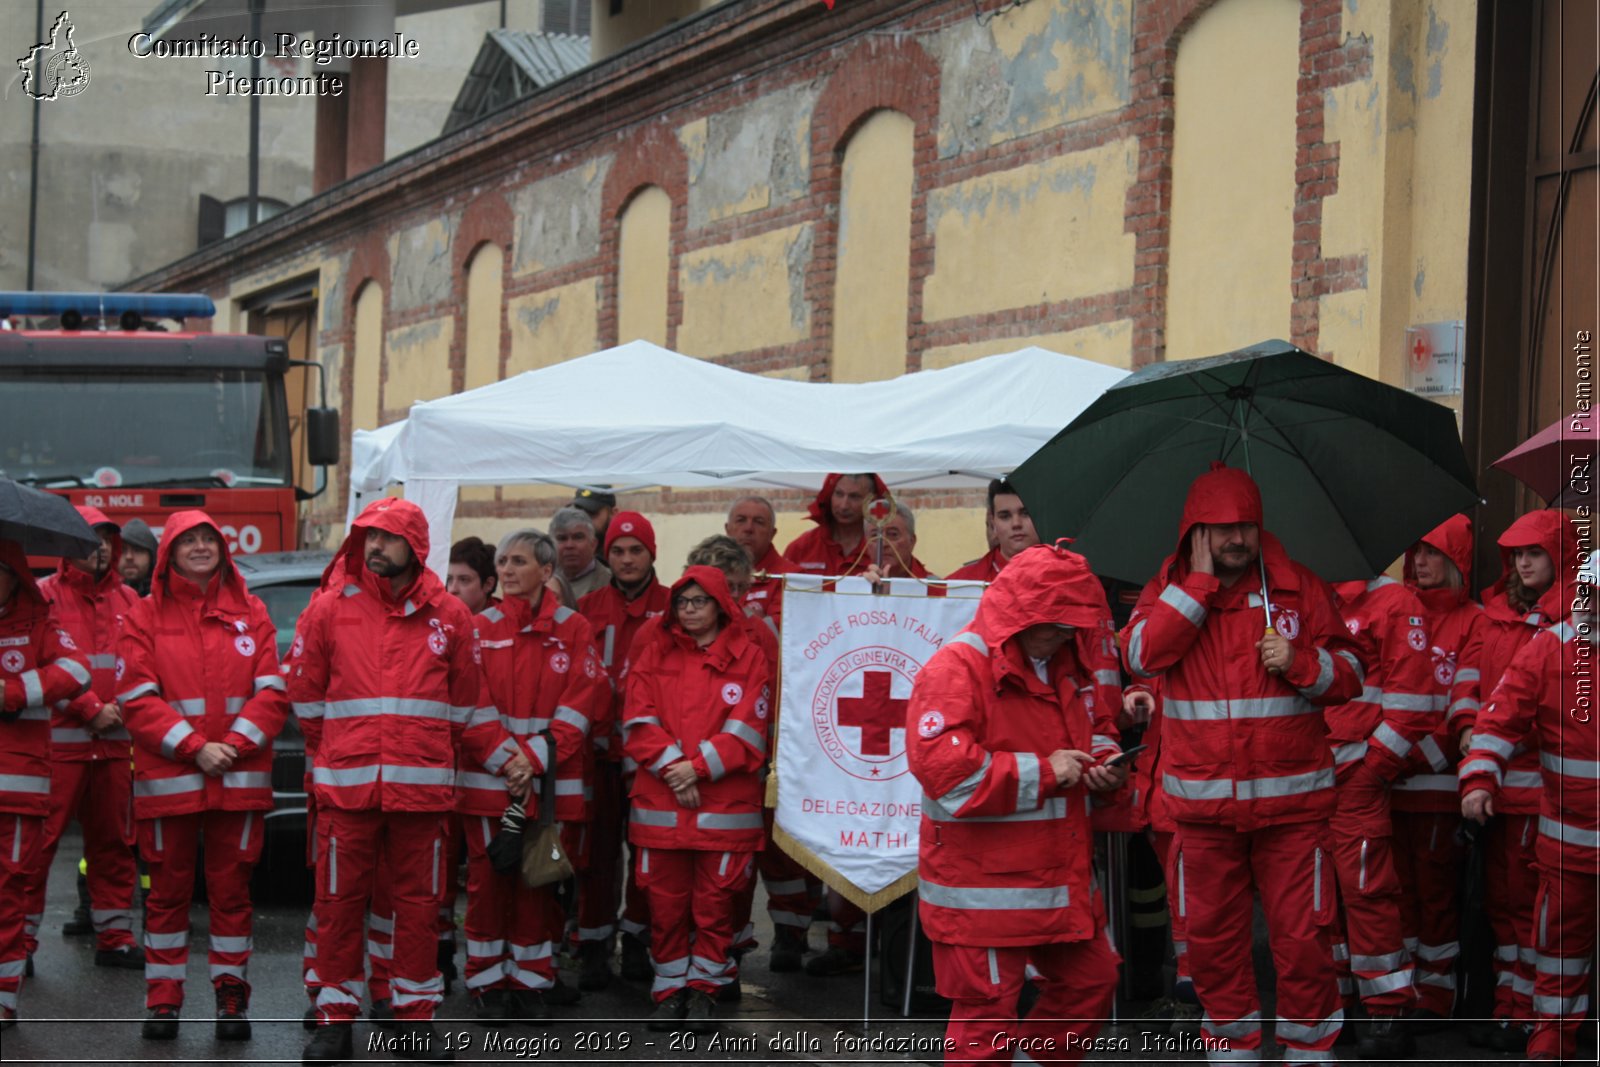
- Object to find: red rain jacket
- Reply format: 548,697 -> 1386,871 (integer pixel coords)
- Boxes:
580,575 -> 670,764
782,473 -> 890,577
0,539 -> 91,816
907,543 -> 1121,947
743,545 -> 795,631
1327,577 -> 1439,781
116,510 -> 288,818
622,567 -> 772,852
38,507 -> 137,761
1119,464 -> 1364,830
460,591 -> 607,821
287,498 -> 481,813
947,545 -> 1009,583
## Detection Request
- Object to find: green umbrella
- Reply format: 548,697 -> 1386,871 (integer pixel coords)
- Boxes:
1009,340 -> 1480,587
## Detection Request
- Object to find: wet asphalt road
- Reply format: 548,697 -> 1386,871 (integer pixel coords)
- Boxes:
0,828 -> 1552,1065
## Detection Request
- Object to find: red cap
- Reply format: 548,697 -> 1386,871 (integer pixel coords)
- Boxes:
604,511 -> 657,559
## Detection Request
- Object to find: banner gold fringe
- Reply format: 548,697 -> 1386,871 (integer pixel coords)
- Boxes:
770,816 -> 920,913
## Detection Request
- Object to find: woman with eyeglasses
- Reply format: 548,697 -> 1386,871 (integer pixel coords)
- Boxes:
621,566 -> 771,1033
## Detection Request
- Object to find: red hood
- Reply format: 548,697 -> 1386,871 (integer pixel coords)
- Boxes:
658,565 -> 749,661
970,542 -> 1110,648
807,473 -> 890,525
0,538 -> 49,621
151,509 -> 249,612
1403,514 -> 1473,607
54,505 -> 126,594
333,498 -> 439,604
1490,508 -> 1573,617
1160,462 -> 1292,587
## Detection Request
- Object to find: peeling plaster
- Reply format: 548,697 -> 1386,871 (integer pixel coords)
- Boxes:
929,157 -> 1099,228
516,294 -> 561,333
513,157 -> 613,275
389,218 -> 455,312
1414,263 -> 1426,298
682,83 -> 816,228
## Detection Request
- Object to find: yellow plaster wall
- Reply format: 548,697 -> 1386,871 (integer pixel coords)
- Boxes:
1164,0 -> 1298,361
506,280 -> 600,376
617,187 -> 671,346
922,319 -> 1134,370
464,244 -> 504,391
832,110 -> 915,382
384,318 -> 455,411
678,225 -> 812,358
922,138 -> 1138,322
352,284 -> 384,432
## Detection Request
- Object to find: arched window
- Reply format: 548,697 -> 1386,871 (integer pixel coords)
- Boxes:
617,186 -> 671,347
831,109 -> 914,382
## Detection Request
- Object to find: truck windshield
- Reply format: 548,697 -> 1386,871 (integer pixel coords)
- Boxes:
0,369 -> 292,488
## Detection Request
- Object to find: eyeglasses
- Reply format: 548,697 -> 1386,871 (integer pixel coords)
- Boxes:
673,594 -> 714,610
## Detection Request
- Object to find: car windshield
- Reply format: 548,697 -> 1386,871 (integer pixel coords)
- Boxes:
0,369 -> 291,488
250,578 -> 319,660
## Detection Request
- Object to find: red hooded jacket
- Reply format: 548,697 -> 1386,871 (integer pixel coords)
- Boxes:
742,545 -> 795,630
1326,576 -> 1439,781
947,545 -> 1010,583
1119,464 -> 1364,830
460,590 -> 607,822
782,473 -> 890,577
622,567 -> 772,852
286,498 -> 481,813
116,511 -> 288,818
38,506 -> 138,761
580,572 -> 670,764
1393,515 -> 1488,812
0,539 -> 91,816
907,543 -> 1121,947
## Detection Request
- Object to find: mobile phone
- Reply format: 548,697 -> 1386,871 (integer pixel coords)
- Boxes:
1105,744 -> 1149,768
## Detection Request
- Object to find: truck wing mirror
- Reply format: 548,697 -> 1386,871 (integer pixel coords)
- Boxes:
306,407 -> 341,467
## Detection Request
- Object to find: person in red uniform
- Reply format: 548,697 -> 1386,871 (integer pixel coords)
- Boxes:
783,473 -> 888,577
1460,550 -> 1596,1063
1324,574 -> 1438,1057
1392,514 -> 1484,1022
1450,509 -> 1570,1053
116,511 -> 288,1042
947,478 -> 1040,582
869,503 -> 935,580
1121,463 -> 1364,1060
289,498 -> 481,1065
906,542 -> 1124,1063
26,508 -> 142,972
446,536 -> 497,615
577,512 -> 670,985
725,495 -> 793,630
459,529 -> 605,1020
0,538 -> 91,1029
622,565 -> 770,1032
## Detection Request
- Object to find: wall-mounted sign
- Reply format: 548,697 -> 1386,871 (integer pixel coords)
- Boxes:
1405,321 -> 1464,397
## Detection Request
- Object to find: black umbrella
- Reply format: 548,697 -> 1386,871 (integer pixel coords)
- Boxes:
0,477 -> 100,557
1009,340 -> 1480,586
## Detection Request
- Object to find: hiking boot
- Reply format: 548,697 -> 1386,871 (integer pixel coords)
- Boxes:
768,926 -> 805,972
803,945 -> 864,976
369,997 -> 397,1030
1356,1015 -> 1413,1059
61,871 -> 92,935
142,1007 -> 179,1041
544,976 -> 582,1005
577,940 -> 613,990
646,989 -> 687,1032
301,1022 -> 353,1065
302,1005 -> 319,1031
716,976 -> 742,1003
683,988 -> 716,1033
471,988 -> 508,1023
506,988 -> 550,1022
214,976 -> 251,1041
1487,1021 -> 1530,1054
94,944 -> 145,969
620,933 -> 653,981
393,1020 -> 455,1062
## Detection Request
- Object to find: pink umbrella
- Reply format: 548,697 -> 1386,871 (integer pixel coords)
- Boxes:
1491,414 -> 1598,507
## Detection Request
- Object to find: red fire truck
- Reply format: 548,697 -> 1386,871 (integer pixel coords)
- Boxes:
1,291 -> 339,557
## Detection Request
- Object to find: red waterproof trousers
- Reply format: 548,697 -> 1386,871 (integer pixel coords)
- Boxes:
577,761 -> 626,945
933,937 -> 1119,1064
0,815 -> 42,1016
636,846 -> 754,1001
301,828 -> 395,1005
754,805 -> 820,935
138,810 -> 264,1010
1177,821 -> 1343,1057
25,760 -> 136,954
1389,811 -> 1463,1014
1328,763 -> 1416,1015
461,814 -> 560,995
1526,861 -> 1597,1061
1148,830 -> 1191,984
1486,814 -> 1541,1021
309,809 -> 447,1023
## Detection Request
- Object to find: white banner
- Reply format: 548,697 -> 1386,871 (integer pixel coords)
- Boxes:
774,575 -> 984,908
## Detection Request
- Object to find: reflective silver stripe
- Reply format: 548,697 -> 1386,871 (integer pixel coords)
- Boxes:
118,681 -> 160,702
1417,971 -> 1455,989
1332,741 -> 1368,765
145,930 -> 189,949
313,765 -> 380,787
552,605 -> 575,624
696,811 -> 763,831
134,774 -> 204,797
1542,751 -> 1600,779
1447,697 -> 1479,719
625,715 -> 662,731
919,880 -> 1070,911
171,698 -> 206,717
1458,759 -> 1503,784
555,778 -> 583,795
649,744 -> 685,773
949,631 -> 989,655
1551,621 -> 1576,643
253,674 -> 286,692
480,606 -> 504,624
1236,767 -> 1333,800
1274,1009 -> 1342,1043
1176,852 -> 1185,918
450,704 -> 473,725
923,794 -> 1067,823
482,738 -> 519,775
1126,619 -> 1152,678
20,670 -> 44,707
553,705 -> 591,735
323,697 -> 453,721
1453,668 -> 1480,683
1366,576 -> 1397,591
1494,943 -> 1519,962
144,963 -> 187,980
1335,649 -> 1365,687
1163,773 -> 1232,800
1331,942 -> 1350,961
1369,721 -> 1412,758
51,727 -> 92,745
987,948 -> 1000,985
1201,1010 -> 1261,1038
937,753 -> 994,810
239,812 -> 253,849
1381,692 -> 1434,713
292,701 -> 324,720
1535,952 -> 1592,976
527,734 -> 551,772
231,716 -> 267,747
1357,684 -> 1384,706
630,807 -> 678,828
1539,815 -> 1600,848
224,696 -> 246,715
1533,993 -> 1589,1015
1093,670 -> 1120,687
160,720 -> 196,759
699,739 -> 727,782
1160,583 -> 1208,627
1357,969 -> 1414,996
721,718 -> 766,754
1090,734 -> 1119,752
1300,648 -> 1336,698
210,935 -> 252,954
1015,752 -> 1042,811
1475,733 -> 1517,760
58,659 -> 91,688
1167,696 -> 1314,721
601,626 -> 615,668
86,653 -> 117,669
222,771 -> 270,789
15,707 -> 47,721
1418,735 -> 1447,771
1504,769 -> 1542,789
0,774 -> 52,795
456,771 -> 503,792
1415,940 -> 1458,962
380,765 -> 454,786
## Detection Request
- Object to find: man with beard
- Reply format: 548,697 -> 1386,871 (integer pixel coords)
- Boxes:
117,519 -> 159,597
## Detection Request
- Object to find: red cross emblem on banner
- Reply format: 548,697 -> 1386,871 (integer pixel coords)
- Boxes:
836,670 -> 908,756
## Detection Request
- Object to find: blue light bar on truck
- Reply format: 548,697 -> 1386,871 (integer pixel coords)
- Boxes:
0,292 -> 216,320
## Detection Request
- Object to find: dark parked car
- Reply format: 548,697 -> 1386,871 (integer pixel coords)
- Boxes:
235,550 -> 332,903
